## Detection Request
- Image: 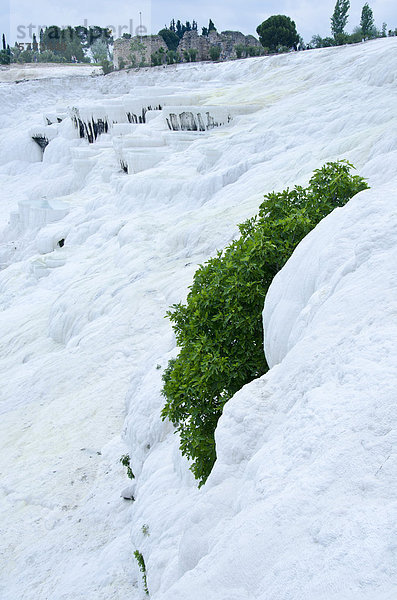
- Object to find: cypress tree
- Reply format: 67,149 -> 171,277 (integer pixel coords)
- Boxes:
360,3 -> 375,38
32,33 -> 38,52
331,0 -> 350,39
208,19 -> 216,32
176,20 -> 182,39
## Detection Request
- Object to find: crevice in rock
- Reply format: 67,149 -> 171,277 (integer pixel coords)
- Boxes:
32,136 -> 49,156
71,104 -> 163,143
166,110 -> 230,131
72,117 -> 110,143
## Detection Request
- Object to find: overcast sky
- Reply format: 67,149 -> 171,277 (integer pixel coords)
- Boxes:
1,0 -> 396,45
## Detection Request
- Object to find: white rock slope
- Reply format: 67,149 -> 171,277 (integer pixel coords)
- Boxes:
154,183 -> 397,600
0,39 -> 396,600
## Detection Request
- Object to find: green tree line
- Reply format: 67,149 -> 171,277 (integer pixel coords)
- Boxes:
0,26 -> 112,65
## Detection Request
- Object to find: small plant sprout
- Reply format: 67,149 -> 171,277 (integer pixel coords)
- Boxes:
120,454 -> 135,479
134,550 -> 149,595
141,524 -> 150,536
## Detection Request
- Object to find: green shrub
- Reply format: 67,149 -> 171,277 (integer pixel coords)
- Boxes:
158,28 -> 180,51
0,49 -> 10,64
91,39 -> 108,63
235,44 -> 245,59
101,58 -> 113,74
162,161 -> 369,486
37,49 -> 59,62
188,48 -> 198,62
18,49 -> 33,63
134,550 -> 149,595
166,50 -> 177,64
247,45 -> 261,57
151,52 -> 160,66
120,454 -> 135,479
209,45 -> 221,61
346,31 -> 364,44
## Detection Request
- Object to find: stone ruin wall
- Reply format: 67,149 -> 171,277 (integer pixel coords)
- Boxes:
113,30 -> 263,69
179,30 -> 263,61
177,30 -> 209,61
114,36 -> 168,69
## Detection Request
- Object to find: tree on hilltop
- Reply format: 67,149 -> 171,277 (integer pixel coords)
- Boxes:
209,19 -> 216,32
0,33 -> 10,64
167,19 -> 198,40
331,0 -> 350,40
202,19 -> 217,36
91,39 -> 108,63
158,28 -> 180,51
360,3 -> 375,38
256,15 -> 299,52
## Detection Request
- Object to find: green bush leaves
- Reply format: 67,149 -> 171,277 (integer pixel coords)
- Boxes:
162,161 -> 369,485
134,550 -> 149,595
